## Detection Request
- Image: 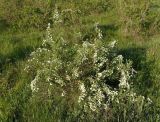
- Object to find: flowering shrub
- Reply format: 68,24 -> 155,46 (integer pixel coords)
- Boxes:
25,23 -> 153,121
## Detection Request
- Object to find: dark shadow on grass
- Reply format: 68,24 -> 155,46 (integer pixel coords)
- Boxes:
98,24 -> 118,31
0,19 -> 9,33
82,24 -> 118,42
98,24 -> 118,39
119,47 -> 156,95
119,47 -> 146,70
0,46 -> 33,72
9,46 -> 33,62
10,36 -> 22,44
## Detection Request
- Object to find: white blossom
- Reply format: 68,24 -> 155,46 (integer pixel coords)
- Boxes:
53,6 -> 62,23
109,40 -> 117,48
30,76 -> 39,92
73,68 -> 79,78
119,70 -> 130,89
78,83 -> 86,103
55,79 -> 64,86
61,91 -> 66,97
147,97 -> 152,104
95,23 -> 103,40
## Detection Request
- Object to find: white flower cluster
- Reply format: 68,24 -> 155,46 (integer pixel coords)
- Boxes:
87,82 -> 105,111
30,71 -> 41,92
30,76 -> 39,92
53,6 -> 62,24
109,40 -> 117,48
119,70 -> 130,89
26,23 -> 63,95
78,83 -> 86,103
42,23 -> 53,46
95,23 -> 103,40
77,39 -> 151,115
78,80 -> 107,112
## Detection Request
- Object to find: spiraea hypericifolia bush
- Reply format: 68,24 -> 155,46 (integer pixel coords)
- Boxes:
25,23 -> 153,121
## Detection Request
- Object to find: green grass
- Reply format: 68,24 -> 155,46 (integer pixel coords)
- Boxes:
0,29 -> 43,121
0,0 -> 160,121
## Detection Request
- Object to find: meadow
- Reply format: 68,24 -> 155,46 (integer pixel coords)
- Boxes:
0,0 -> 160,121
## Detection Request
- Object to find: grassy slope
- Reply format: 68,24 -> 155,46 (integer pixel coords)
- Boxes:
0,0 -> 160,121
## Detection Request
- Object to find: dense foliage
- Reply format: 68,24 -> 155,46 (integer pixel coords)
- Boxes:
24,23 -> 154,121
